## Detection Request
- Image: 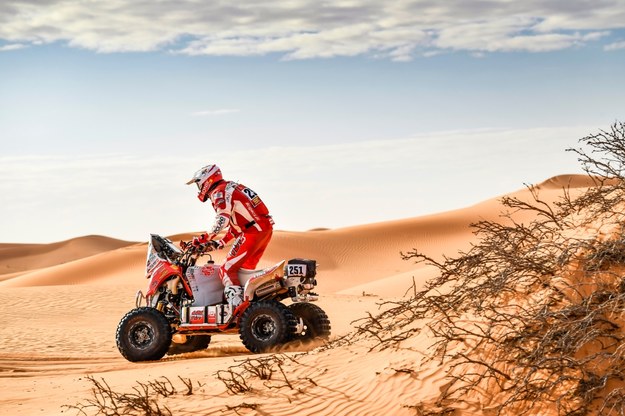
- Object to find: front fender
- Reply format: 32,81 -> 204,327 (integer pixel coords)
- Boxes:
146,270 -> 192,298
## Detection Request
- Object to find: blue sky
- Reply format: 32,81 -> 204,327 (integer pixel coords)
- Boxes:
1,1 -> 624,243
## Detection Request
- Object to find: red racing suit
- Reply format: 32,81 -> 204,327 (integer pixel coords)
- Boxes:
206,181 -> 274,287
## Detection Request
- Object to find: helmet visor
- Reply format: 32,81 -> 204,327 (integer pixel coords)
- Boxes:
186,168 -> 204,185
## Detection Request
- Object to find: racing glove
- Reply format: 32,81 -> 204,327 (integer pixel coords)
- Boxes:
192,233 -> 210,247
208,239 -> 225,250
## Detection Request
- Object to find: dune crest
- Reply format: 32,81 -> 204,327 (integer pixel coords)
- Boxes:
0,174 -> 607,415
0,235 -> 136,277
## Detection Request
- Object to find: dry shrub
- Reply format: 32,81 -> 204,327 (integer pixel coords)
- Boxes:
215,353 -> 317,395
346,122 -> 625,415
63,375 -> 199,416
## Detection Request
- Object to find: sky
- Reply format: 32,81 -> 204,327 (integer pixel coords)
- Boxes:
1,0 -> 624,244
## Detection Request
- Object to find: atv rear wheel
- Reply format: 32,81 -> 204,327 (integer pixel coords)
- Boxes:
289,302 -> 331,342
167,335 -> 211,356
239,300 -> 298,353
116,307 -> 172,362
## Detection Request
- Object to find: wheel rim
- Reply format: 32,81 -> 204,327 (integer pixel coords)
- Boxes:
251,313 -> 277,341
128,322 -> 154,350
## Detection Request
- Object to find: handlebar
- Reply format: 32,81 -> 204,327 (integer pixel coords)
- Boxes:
179,240 -> 217,255
172,243 -> 212,268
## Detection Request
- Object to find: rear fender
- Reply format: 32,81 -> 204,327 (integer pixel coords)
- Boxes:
243,260 -> 286,301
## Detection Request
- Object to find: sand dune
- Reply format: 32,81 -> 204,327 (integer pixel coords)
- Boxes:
0,174 -> 601,415
0,235 -> 135,278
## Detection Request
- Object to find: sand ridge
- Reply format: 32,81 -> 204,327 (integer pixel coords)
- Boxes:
0,174 -> 597,415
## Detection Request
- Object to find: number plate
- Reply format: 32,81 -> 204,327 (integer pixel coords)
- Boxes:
287,264 -> 307,277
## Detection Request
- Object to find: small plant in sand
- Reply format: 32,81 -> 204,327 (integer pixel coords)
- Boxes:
215,353 -> 318,394
214,353 -> 323,415
347,122 -> 625,415
64,375 -> 201,416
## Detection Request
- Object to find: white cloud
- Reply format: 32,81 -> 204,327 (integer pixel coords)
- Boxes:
191,109 -> 241,117
434,17 -> 610,53
0,0 -> 622,60
0,43 -> 27,51
605,40 -> 625,51
0,125 -> 595,243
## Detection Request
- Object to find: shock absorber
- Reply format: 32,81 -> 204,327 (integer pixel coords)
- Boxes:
286,276 -> 300,300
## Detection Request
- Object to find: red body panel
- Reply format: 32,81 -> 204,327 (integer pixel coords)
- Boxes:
146,259 -> 191,297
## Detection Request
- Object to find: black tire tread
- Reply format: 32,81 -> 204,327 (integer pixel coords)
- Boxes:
288,302 -> 331,341
116,307 -> 172,362
239,300 -> 298,353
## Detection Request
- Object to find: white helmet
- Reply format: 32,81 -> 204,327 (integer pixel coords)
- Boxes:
186,164 -> 223,202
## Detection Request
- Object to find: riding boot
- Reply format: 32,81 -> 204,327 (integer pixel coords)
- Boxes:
224,285 -> 244,307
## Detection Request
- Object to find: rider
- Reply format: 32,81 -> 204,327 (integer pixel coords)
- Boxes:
186,164 -> 274,307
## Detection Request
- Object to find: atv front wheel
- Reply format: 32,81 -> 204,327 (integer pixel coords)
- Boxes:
116,307 -> 172,362
239,300 -> 298,353
167,335 -> 211,356
289,302 -> 331,342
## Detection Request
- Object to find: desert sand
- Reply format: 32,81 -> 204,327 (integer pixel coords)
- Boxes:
0,174 -> 601,415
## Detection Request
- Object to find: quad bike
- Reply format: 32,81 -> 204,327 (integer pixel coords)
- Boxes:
116,234 -> 331,362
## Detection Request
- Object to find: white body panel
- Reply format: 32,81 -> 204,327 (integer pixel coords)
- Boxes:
185,264 -> 224,306
185,261 -> 285,306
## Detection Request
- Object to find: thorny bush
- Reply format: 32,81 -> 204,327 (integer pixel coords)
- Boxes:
64,375 -> 200,416
346,122 -> 625,416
